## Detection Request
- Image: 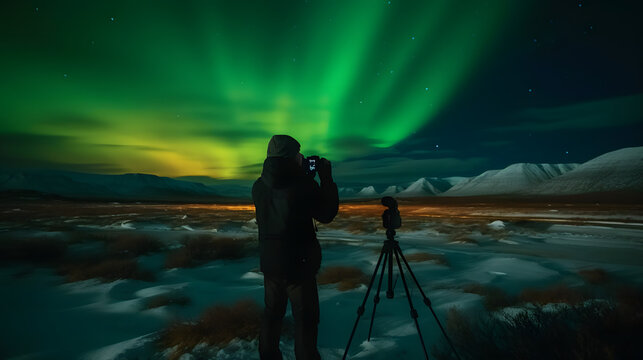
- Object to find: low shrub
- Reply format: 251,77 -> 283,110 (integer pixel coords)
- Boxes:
56,256 -> 155,283
158,299 -> 263,360
462,283 -> 515,311
405,252 -> 449,266
448,232 -> 478,245
144,292 -> 190,309
318,266 -> 369,291
578,268 -> 609,285
0,236 -> 67,265
164,235 -> 255,269
106,233 -> 163,256
431,297 -> 643,360
519,283 -> 589,306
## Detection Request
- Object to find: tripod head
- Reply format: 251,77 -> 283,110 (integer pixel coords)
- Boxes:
381,196 -> 401,240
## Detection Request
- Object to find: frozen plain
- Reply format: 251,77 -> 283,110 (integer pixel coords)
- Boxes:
1,200 -> 642,360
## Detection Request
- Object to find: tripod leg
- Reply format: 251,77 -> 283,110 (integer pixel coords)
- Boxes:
367,249 -> 389,341
396,245 -> 463,360
393,247 -> 430,360
342,246 -> 386,360
387,244 -> 394,298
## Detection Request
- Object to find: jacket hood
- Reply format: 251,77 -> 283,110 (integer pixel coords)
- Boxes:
267,135 -> 300,159
260,157 -> 306,188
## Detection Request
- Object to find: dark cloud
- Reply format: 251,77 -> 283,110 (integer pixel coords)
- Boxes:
497,94 -> 643,132
0,133 -> 126,173
327,136 -> 389,156
0,133 -> 75,159
92,143 -> 166,151
195,127 -> 273,141
35,114 -> 109,130
334,156 -> 489,186
48,162 -> 128,173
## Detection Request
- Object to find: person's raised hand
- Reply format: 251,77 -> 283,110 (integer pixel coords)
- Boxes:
318,157 -> 333,183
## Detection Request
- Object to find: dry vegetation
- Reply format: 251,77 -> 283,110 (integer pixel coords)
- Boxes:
462,283 -> 515,311
0,236 -> 68,265
104,233 -> 164,256
462,282 -> 596,311
144,292 -> 190,309
448,232 -> 479,245
519,283 -> 590,306
405,252 -> 449,266
432,288 -> 643,360
158,299 -> 263,360
56,256 -> 155,283
578,268 -> 610,284
165,234 -> 257,269
318,266 -> 369,291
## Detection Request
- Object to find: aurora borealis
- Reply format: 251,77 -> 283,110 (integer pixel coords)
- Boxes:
1,1 -> 641,185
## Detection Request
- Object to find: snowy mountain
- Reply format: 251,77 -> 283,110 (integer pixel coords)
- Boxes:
442,163 -> 579,196
174,176 -> 252,198
355,186 -> 378,197
338,187 -> 357,197
443,176 -> 470,187
0,169 -> 224,201
398,177 -> 442,197
380,185 -> 404,196
526,146 -> 643,195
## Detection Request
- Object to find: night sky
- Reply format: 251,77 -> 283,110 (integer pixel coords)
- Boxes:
1,1 -> 641,187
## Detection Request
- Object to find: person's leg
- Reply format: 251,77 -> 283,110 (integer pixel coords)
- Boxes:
260,275 -> 288,360
287,276 -> 321,360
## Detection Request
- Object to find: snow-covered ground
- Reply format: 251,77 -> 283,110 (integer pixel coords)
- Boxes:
1,201 -> 642,359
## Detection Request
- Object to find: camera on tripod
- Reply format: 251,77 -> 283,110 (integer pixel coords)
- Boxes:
343,196 -> 461,360
381,196 -> 401,231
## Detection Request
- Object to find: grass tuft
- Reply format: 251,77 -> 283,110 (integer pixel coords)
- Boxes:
519,283 -> 589,306
56,256 -> 155,283
432,295 -> 643,360
144,292 -> 190,309
106,233 -> 164,256
0,236 -> 67,265
405,252 -> 449,266
578,268 -> 610,285
318,266 -> 369,291
462,283 -> 515,311
158,298 -> 262,360
165,235 -> 256,269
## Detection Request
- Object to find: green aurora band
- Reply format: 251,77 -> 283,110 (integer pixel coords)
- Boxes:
1,1 -> 527,179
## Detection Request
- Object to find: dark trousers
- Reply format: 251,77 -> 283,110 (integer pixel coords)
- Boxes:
259,275 -> 321,360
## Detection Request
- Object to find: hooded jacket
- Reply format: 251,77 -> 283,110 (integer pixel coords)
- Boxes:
252,156 -> 339,280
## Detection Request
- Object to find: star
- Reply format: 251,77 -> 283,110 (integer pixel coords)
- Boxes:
110,17 -> 115,22
528,88 -> 533,93
63,73 -> 68,78
425,87 -> 429,91
411,36 -> 415,40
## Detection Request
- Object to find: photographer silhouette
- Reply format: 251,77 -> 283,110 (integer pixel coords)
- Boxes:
252,135 -> 339,360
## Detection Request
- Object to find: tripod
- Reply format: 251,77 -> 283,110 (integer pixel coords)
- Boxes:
342,197 -> 461,360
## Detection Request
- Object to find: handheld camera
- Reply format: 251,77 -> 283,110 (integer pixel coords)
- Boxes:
302,155 -> 320,177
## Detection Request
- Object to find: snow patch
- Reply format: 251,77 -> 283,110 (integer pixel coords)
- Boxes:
488,220 -> 506,230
